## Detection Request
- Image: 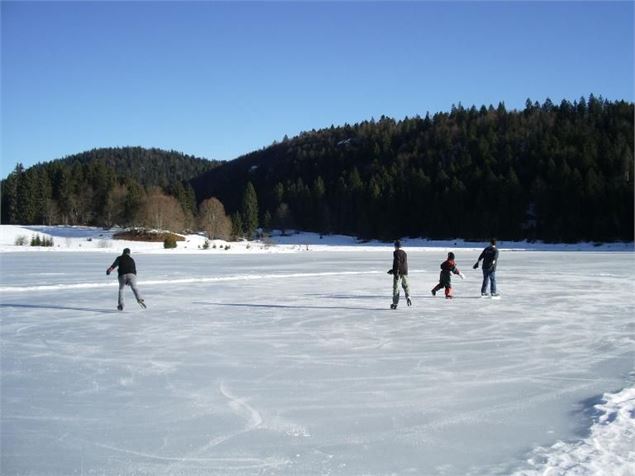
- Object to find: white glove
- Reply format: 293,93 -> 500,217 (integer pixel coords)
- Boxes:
459,272 -> 465,280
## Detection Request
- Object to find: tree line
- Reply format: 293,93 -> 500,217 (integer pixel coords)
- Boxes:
1,147 -> 264,241
1,147 -> 217,231
2,96 -> 634,243
192,95 -> 633,242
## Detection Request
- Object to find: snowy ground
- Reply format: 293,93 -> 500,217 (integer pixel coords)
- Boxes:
1,226 -> 634,475
1,224 -> 633,254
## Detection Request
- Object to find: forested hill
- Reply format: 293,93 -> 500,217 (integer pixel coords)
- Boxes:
51,147 -> 218,187
2,97 -> 633,243
191,96 -> 634,243
2,147 -> 219,227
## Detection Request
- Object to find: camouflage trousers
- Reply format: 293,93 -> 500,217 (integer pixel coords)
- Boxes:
392,274 -> 410,306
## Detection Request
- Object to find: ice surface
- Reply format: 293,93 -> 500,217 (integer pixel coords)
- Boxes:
1,247 -> 634,475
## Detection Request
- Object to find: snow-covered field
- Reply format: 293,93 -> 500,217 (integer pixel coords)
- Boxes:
1,224 -> 633,254
1,226 -> 634,475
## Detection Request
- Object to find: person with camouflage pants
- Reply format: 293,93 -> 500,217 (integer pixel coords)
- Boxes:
388,240 -> 412,309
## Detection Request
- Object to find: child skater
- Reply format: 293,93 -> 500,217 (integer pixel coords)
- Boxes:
431,252 -> 465,299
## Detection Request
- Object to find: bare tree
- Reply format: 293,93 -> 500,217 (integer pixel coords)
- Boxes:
198,197 -> 232,240
141,187 -> 185,231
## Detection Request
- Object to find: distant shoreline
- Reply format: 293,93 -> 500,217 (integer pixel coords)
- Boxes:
1,225 -> 632,254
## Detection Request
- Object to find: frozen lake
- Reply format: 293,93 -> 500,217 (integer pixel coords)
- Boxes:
1,250 -> 633,475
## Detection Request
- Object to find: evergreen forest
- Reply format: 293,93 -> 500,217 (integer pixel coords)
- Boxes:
192,96 -> 634,243
2,96 -> 634,243
1,147 -> 218,230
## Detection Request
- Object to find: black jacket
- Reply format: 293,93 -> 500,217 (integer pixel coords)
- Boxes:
478,246 -> 499,271
392,249 -> 408,276
110,254 -> 137,276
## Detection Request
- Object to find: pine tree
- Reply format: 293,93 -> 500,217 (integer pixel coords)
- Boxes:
1,165 -> 20,223
274,203 -> 291,234
241,182 -> 259,239
263,210 -> 272,230
54,167 -> 72,224
34,168 -> 53,224
123,181 -> 144,225
231,212 -> 244,239
16,167 -> 37,224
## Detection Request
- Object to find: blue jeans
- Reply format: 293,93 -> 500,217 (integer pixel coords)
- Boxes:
481,269 -> 496,295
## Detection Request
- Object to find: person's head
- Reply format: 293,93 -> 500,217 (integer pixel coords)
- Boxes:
394,240 -> 401,249
123,248 -> 131,255
448,252 -> 455,260
490,238 -> 497,246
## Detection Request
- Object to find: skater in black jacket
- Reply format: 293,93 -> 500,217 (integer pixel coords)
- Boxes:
473,239 -> 499,297
107,248 -> 145,310
388,240 -> 412,309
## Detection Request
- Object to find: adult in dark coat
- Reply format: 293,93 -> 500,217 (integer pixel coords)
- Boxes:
473,239 -> 499,296
107,248 -> 145,310
388,240 -> 412,309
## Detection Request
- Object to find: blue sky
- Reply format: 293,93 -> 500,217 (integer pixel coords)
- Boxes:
2,1 -> 634,176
